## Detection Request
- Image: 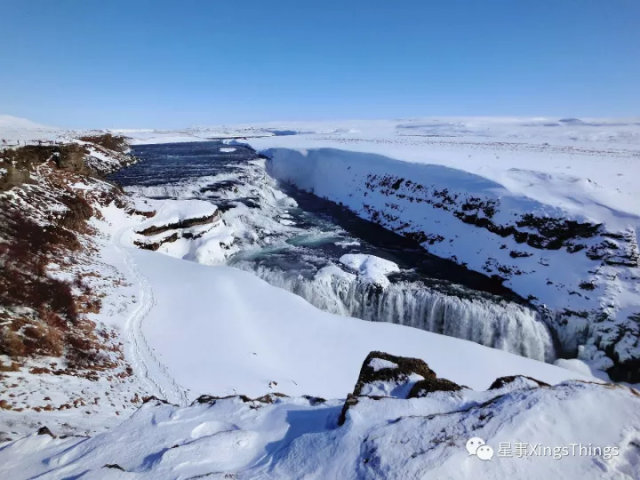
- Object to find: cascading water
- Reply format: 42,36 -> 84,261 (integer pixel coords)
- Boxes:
232,262 -> 555,362
115,141 -> 558,365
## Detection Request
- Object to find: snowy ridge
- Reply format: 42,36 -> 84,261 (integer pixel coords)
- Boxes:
0,115 -> 62,146
0,138 -> 151,440
1,354 -> 638,479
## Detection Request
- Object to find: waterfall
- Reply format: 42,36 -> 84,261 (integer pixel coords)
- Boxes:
233,262 -> 556,363
119,144 -> 558,365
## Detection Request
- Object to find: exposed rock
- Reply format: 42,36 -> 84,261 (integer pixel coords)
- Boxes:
253,393 -> 288,404
338,351 -> 462,425
489,375 -> 550,390
408,377 -> 464,398
0,164 -> 31,191
36,426 -> 56,438
191,393 -> 290,406
78,133 -> 129,153
351,351 -> 437,398
607,356 -> 640,384
302,395 -> 326,406
134,232 -> 179,251
56,144 -> 86,172
193,394 -> 246,406
141,396 -> 175,405
136,213 -> 218,236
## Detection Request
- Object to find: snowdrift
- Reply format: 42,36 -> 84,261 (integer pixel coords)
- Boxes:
2,351 -> 638,480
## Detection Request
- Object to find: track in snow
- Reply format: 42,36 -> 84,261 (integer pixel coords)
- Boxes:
113,225 -> 189,406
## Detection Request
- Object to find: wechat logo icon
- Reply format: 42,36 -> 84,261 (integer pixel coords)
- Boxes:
466,437 -> 494,461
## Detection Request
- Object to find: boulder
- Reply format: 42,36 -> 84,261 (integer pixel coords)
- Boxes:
338,351 -> 463,425
489,375 -> 550,390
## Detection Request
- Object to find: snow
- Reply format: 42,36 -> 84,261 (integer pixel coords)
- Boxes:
359,371 -> 424,398
368,357 -> 398,371
339,253 -> 400,287
2,115 -> 639,478
0,115 -> 62,146
315,265 -> 356,282
243,118 -> 640,220
1,380 -> 638,479
133,199 -> 217,232
119,240 -> 586,401
262,147 -> 636,312
235,122 -> 640,376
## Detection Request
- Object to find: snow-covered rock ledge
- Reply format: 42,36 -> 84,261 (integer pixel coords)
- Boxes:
263,148 -> 640,382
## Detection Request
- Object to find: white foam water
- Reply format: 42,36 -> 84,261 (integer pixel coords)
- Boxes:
234,262 -> 556,363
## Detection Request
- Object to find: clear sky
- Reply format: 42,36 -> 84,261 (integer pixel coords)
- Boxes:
1,0 -> 639,129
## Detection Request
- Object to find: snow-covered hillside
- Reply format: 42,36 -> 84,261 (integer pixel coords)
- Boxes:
2,352 -> 638,479
0,115 -> 63,146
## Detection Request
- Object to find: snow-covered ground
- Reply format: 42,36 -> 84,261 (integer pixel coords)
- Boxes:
116,117 -> 640,380
0,115 -> 63,146
118,143 -> 559,365
116,234 -> 585,400
2,115 -> 640,478
1,359 -> 638,479
43,116 -> 640,379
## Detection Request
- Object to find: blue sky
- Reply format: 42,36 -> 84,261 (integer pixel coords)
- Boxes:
1,0 -> 639,128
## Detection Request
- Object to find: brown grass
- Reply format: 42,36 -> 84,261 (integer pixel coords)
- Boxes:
0,176 -> 117,371
78,133 -> 129,153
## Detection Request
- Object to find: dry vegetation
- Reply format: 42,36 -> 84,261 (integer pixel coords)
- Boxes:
78,133 -> 129,153
0,140 -> 131,374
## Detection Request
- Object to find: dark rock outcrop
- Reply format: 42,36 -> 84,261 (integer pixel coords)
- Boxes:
192,393 -> 289,407
488,375 -> 550,390
56,144 -> 86,172
134,232 -> 179,251
352,351 -> 437,397
136,213 -> 219,237
37,426 -> 56,438
408,377 -> 463,398
78,133 -> 129,153
338,351 -> 463,425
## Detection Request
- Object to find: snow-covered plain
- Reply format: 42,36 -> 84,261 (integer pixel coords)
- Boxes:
2,116 -> 640,479
0,115 -> 62,146
116,237 -> 585,400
